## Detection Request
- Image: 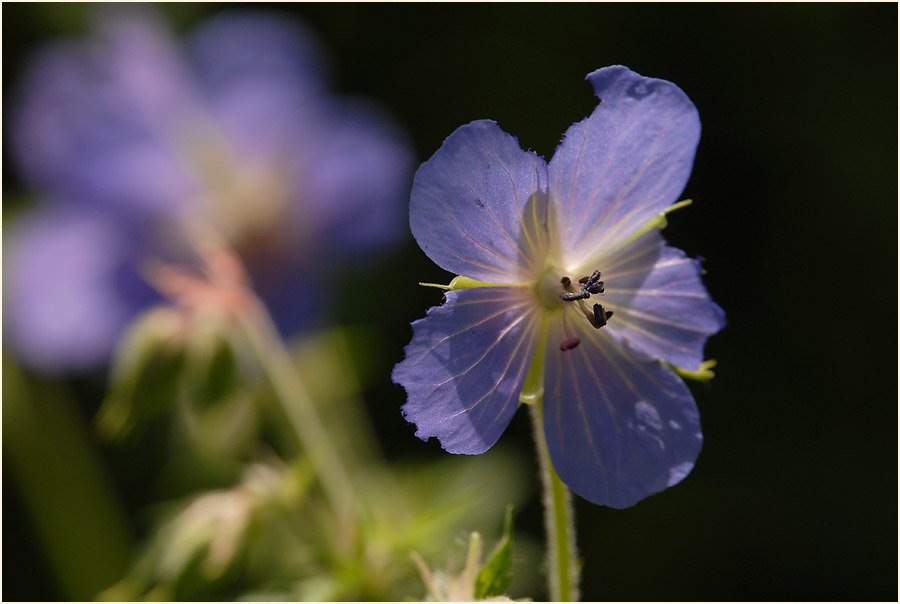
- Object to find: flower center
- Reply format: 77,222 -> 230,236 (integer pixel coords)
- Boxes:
555,269 -> 614,352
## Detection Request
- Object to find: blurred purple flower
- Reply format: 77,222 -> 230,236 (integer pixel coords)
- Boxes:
5,8 -> 412,371
392,66 -> 725,508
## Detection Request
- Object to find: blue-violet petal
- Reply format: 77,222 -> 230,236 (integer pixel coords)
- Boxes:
410,120 -> 549,284
599,229 -> 726,371
393,287 -> 540,454
4,207 -> 160,372
543,311 -> 702,508
549,65 -> 701,268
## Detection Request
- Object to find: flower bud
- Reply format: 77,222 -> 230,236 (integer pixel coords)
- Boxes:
96,307 -> 188,441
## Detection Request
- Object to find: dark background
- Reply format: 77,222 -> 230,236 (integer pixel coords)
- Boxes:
4,3 -> 897,601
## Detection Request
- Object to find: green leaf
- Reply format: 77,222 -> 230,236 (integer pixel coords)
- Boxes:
4,359 -> 132,600
475,505 -> 515,599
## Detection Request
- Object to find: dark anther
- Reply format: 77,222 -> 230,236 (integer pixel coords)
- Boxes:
561,290 -> 591,302
591,303 -> 614,329
582,270 -> 602,290
585,280 -> 605,295
562,269 -> 605,302
560,337 -> 581,351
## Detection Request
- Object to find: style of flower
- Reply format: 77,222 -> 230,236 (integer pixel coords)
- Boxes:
5,8 -> 411,371
393,66 -> 725,508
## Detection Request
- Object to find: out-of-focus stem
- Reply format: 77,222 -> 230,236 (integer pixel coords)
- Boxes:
236,298 -> 360,520
530,398 -> 580,601
171,232 -> 360,520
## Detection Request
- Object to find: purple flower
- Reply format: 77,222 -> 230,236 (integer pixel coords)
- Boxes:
392,66 -> 725,508
5,8 -> 412,372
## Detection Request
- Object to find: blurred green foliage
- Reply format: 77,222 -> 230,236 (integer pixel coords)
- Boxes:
4,360 -> 132,600
7,313 -> 538,600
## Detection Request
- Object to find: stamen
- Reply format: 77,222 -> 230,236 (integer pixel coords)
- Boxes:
585,280 -> 604,295
574,298 -> 596,324
560,337 -> 580,351
590,303 -> 614,329
558,267 -> 612,333
561,290 -> 591,302
582,270 -> 604,294
560,301 -> 580,352
560,269 -> 603,301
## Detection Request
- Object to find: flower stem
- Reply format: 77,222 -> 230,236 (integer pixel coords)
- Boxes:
530,398 -> 580,601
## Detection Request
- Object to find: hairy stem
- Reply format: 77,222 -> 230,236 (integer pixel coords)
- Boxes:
530,398 -> 580,601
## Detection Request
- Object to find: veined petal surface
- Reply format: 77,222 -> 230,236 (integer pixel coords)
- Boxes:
549,66 -> 700,269
393,287 -> 540,454
410,120 -> 550,284
598,229 -> 726,371
543,312 -> 702,508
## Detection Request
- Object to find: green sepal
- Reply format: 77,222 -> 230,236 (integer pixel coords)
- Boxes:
474,505 -> 515,599
619,198 -> 693,248
665,359 -> 718,382
96,306 -> 249,445
180,309 -> 242,405
419,275 -> 513,291
96,307 -> 188,441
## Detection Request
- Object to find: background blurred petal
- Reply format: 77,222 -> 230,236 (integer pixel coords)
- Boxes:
10,41 -> 196,217
189,11 -> 328,155
5,7 -> 413,369
296,99 -> 413,254
4,205 -> 160,371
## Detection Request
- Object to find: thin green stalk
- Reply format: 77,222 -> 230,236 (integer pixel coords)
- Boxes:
236,299 -> 360,521
530,398 -> 580,601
